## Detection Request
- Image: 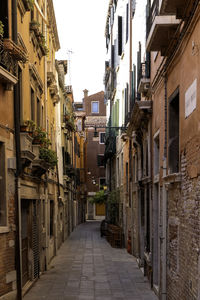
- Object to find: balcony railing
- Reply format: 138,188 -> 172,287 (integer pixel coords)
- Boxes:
146,0 -> 180,54
159,0 -> 188,18
146,0 -> 159,38
104,130 -> 116,162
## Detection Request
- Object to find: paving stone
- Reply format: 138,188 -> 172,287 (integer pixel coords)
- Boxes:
23,221 -> 157,300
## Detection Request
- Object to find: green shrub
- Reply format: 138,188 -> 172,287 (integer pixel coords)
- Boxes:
39,148 -> 57,167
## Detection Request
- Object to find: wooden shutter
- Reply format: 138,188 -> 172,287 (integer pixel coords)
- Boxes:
126,3 -> 129,43
118,16 -> 122,56
111,45 -> 115,69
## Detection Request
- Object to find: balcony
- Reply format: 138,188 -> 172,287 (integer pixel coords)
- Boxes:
146,0 -> 180,55
0,38 -> 27,89
22,0 -> 34,11
65,165 -> 76,178
20,133 -> 35,167
49,84 -> 58,96
129,101 -> 152,131
159,0 -> 188,18
104,130 -> 116,162
138,63 -> 150,97
49,84 -> 60,104
32,145 -> 50,176
63,114 -> 75,131
66,85 -> 72,94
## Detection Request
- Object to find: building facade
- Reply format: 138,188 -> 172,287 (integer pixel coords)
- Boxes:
146,0 -> 200,299
0,1 -> 82,299
82,90 -> 106,220
104,0 -> 200,299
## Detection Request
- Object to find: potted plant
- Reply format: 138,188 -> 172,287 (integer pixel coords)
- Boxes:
30,20 -> 40,34
20,120 -> 36,134
32,126 -> 51,147
38,32 -> 49,56
39,147 -> 57,168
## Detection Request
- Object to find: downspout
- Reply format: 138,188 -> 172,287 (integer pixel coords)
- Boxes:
44,0 -> 49,271
12,0 -> 22,299
161,68 -> 167,300
129,0 -> 133,255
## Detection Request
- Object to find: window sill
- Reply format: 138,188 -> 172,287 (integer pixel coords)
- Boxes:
0,226 -> 10,233
154,174 -> 159,183
163,172 -> 181,184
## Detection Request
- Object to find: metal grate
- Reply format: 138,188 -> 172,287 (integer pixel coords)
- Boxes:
32,200 -> 39,279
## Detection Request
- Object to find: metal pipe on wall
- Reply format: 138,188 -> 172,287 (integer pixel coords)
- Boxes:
12,0 -> 22,298
161,70 -> 167,300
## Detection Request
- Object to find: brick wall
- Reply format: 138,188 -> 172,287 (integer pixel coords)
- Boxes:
0,172 -> 16,297
167,135 -> 200,300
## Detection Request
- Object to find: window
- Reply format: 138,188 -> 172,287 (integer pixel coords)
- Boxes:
121,153 -> 123,185
37,98 -> 40,127
50,201 -> 54,237
42,199 -> 45,228
31,88 -> 35,122
126,3 -> 129,43
99,178 -> 106,190
41,106 -> 44,128
168,90 -> 179,173
99,132 -> 105,144
126,162 -> 128,193
97,154 -> 104,167
0,142 -> 6,226
0,1 -> 9,38
18,67 -> 23,123
154,132 -> 160,176
91,101 -> 99,113
118,16 -> 122,56
77,119 -> 82,131
117,157 -> 120,187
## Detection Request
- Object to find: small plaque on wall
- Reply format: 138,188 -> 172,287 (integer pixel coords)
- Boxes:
185,78 -> 197,118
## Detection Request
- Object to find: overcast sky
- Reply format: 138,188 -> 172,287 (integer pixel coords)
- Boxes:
53,0 -> 108,102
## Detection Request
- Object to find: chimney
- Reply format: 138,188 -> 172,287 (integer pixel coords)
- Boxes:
83,89 -> 89,98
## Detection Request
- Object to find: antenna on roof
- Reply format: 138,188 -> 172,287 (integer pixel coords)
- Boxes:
67,49 -> 74,85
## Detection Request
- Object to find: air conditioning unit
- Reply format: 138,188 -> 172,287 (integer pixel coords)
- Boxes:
7,158 -> 16,170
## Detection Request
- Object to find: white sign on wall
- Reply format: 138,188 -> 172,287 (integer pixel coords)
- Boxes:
185,78 -> 197,118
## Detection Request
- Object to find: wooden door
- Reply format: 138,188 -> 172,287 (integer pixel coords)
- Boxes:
21,200 -> 29,287
96,203 -> 105,216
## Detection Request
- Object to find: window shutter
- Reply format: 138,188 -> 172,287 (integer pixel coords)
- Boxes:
111,45 -> 115,68
118,16 -> 122,56
126,3 -> 129,43
137,42 -> 141,100
114,39 -> 119,68
130,64 -> 136,110
146,52 -> 151,78
97,155 -> 104,167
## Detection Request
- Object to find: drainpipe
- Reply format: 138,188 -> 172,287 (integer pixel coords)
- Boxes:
129,0 -> 133,255
12,0 -> 22,299
44,0 -> 49,271
161,69 -> 167,300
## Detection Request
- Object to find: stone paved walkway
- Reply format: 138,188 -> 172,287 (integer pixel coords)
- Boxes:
24,221 -> 157,300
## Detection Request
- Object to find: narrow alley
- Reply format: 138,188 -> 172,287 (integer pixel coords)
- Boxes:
24,221 -> 157,300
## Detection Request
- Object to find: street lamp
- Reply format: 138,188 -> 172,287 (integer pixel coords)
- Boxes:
93,125 -> 127,137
